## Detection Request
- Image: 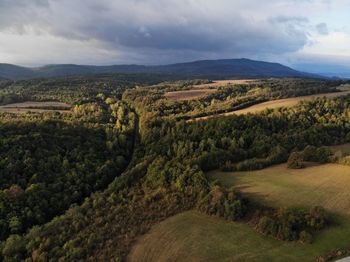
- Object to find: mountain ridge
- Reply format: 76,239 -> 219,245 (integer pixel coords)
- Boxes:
0,59 -> 321,80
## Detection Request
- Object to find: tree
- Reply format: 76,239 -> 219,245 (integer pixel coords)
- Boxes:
2,234 -> 26,260
315,147 -> 332,163
302,145 -> 317,162
287,152 -> 304,169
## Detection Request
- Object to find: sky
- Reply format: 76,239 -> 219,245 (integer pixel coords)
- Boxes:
0,0 -> 350,74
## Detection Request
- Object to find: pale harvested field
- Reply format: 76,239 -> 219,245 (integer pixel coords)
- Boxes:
338,84 -> 350,91
0,101 -> 70,108
189,90 -> 350,122
164,80 -> 257,101
164,88 -> 217,101
195,79 -> 256,88
0,101 -> 71,114
208,163 -> 350,215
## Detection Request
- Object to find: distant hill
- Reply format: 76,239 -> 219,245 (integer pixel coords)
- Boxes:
150,59 -> 318,79
0,59 -> 320,80
293,63 -> 350,79
0,64 -> 36,80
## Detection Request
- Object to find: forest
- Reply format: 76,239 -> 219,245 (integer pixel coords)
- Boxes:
0,75 -> 350,261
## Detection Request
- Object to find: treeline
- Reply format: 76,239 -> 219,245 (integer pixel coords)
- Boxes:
198,185 -> 328,244
0,73 -> 170,106
287,146 -> 333,169
149,79 -> 212,92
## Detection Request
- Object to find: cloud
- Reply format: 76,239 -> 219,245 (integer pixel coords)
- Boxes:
316,23 -> 329,35
0,0 -> 349,66
0,0 -> 49,33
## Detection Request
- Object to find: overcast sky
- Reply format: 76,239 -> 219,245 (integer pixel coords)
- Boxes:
0,0 -> 350,71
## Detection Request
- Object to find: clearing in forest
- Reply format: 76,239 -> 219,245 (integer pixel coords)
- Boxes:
189,90 -> 350,122
195,79 -> 256,88
164,88 -> 217,101
163,79 -> 256,101
208,163 -> 350,215
128,210 -> 350,262
0,101 -> 71,114
128,163 -> 350,262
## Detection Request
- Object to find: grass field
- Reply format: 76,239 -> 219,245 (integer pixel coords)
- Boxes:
208,163 -> 350,215
190,90 -> 350,122
0,101 -> 71,114
128,211 -> 350,262
128,163 -> 350,261
164,89 -> 217,101
338,84 -> 350,91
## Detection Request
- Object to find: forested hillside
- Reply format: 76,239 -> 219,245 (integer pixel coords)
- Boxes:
2,76 -> 350,261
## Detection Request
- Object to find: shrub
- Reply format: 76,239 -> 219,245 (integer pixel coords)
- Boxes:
299,231 -> 313,244
287,152 -> 304,169
303,145 -> 332,163
315,147 -> 332,163
303,145 -> 318,162
255,207 -> 328,242
307,206 -> 327,230
256,216 -> 277,236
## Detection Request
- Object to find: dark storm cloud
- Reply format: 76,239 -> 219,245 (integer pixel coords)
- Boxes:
0,0 -> 327,64
0,0 -> 49,33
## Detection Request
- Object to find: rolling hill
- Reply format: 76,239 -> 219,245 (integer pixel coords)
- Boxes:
0,63 -> 35,80
0,59 -> 319,80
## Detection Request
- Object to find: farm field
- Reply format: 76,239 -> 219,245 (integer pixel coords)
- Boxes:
164,88 -> 217,100
207,163 -> 350,215
0,101 -> 71,114
338,84 -> 350,91
195,79 -> 256,88
163,79 -> 258,100
129,163 -> 350,262
128,211 -> 350,262
190,89 -> 350,121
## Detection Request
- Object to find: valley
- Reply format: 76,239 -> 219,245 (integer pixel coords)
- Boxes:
2,1 -> 350,261
1,73 -> 350,261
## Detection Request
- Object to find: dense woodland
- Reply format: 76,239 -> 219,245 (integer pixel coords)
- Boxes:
0,96 -> 137,243
0,73 -> 174,105
0,76 -> 350,260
